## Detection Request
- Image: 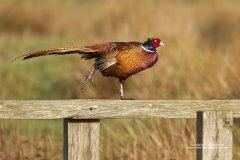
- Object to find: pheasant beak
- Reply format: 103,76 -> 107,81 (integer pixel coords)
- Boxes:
159,41 -> 164,47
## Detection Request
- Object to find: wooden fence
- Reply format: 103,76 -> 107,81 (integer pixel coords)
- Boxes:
0,100 -> 239,160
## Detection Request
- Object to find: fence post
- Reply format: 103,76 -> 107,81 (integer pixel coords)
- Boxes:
196,111 -> 233,160
63,119 -> 100,160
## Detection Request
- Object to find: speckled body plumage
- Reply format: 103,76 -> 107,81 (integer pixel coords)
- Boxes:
93,42 -> 158,80
13,38 -> 164,99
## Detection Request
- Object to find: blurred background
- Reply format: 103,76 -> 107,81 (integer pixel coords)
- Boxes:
0,0 -> 240,159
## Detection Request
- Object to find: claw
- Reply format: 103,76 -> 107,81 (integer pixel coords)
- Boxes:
120,95 -> 134,100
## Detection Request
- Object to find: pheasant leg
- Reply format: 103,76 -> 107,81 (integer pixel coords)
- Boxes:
119,80 -> 133,100
80,68 -> 97,90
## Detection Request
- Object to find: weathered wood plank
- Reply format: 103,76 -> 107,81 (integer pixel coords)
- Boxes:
196,111 -> 233,160
0,100 -> 240,119
64,119 -> 100,160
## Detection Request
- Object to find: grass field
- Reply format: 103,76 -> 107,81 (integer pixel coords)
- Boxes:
0,0 -> 240,159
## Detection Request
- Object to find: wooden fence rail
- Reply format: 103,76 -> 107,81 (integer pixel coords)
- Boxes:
0,100 -> 239,160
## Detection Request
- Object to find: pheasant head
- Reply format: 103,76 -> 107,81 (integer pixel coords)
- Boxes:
141,38 -> 164,52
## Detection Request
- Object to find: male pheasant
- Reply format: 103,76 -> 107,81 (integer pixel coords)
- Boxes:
13,38 -> 164,100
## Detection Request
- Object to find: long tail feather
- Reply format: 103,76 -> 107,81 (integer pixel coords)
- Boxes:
11,46 -> 98,62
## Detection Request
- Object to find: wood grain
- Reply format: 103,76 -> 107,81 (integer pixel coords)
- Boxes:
0,100 -> 240,119
196,111 -> 233,160
64,119 -> 100,160
0,100 -> 237,160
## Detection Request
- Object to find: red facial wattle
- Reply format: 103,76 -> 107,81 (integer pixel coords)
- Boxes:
151,38 -> 161,48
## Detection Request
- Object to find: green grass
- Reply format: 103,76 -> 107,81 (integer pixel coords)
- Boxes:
0,34 -> 80,99
19,120 -> 62,136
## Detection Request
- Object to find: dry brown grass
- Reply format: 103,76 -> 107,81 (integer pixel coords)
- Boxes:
101,119 -> 196,160
0,120 -> 62,160
0,0 -> 240,159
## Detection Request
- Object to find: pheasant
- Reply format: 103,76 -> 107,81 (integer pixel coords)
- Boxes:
13,38 -> 164,100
